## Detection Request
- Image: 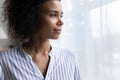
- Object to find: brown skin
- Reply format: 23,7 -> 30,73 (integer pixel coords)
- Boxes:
23,0 -> 63,77
0,48 -> 8,51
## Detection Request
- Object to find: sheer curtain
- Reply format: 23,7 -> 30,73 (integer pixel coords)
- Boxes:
51,0 -> 120,80
0,0 -> 120,80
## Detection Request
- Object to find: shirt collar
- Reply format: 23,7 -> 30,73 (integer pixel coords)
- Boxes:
19,45 -> 55,61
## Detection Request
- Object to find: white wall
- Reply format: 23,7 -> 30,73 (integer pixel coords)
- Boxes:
0,0 -> 9,48
0,0 -> 7,39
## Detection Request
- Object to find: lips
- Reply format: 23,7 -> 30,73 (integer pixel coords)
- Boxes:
53,29 -> 62,34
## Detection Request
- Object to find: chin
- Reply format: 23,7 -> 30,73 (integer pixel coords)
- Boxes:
48,34 -> 61,39
53,37 -> 59,39
50,36 -> 60,40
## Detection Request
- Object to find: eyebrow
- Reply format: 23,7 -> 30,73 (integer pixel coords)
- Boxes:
48,10 -> 63,14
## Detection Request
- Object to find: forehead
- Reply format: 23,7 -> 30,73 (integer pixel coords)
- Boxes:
40,0 -> 62,12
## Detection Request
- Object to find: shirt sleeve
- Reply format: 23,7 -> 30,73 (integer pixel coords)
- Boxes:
0,60 -> 4,80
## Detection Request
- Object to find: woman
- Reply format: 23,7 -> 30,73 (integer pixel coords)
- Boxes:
0,0 -> 81,80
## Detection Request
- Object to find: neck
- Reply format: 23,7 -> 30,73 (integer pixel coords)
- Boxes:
23,38 -> 51,56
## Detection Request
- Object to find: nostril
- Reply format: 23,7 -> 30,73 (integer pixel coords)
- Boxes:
57,20 -> 64,26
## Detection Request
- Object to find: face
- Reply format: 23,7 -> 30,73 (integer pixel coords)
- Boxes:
36,0 -> 64,40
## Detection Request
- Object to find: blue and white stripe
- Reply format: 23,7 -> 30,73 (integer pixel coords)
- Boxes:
0,46 -> 80,80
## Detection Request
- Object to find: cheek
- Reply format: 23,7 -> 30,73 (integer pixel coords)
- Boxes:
45,17 -> 57,26
39,15 -> 57,26
38,17 -> 57,32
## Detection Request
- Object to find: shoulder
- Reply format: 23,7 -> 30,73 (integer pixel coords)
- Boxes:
53,47 -> 76,61
0,47 -> 21,63
0,47 -> 18,55
54,46 -> 74,55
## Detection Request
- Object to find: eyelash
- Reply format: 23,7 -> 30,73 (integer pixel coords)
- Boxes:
50,13 -> 57,17
49,13 -> 63,18
60,14 -> 63,18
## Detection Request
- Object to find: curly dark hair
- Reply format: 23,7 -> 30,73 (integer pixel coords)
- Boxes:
3,0 -> 60,44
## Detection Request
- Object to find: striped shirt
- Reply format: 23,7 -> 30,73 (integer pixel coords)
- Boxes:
0,46 -> 80,80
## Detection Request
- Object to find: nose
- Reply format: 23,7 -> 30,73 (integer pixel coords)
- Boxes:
57,18 -> 64,26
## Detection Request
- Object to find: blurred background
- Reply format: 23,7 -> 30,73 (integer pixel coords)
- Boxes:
0,0 -> 120,80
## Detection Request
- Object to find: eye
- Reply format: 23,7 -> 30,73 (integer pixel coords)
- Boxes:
50,13 -> 57,18
60,14 -> 63,18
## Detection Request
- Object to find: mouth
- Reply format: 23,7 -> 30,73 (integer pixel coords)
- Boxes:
53,29 -> 62,34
